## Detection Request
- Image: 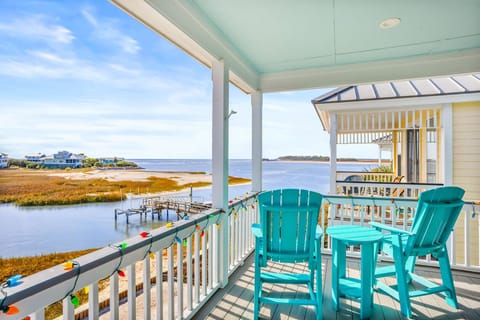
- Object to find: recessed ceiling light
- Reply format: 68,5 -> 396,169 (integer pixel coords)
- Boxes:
379,17 -> 401,29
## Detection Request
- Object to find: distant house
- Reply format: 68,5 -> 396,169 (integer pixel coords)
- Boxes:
98,157 -> 125,165
25,153 -> 46,163
0,153 -> 8,168
43,151 -> 86,169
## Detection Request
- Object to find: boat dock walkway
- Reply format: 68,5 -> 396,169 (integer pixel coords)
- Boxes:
114,195 -> 212,224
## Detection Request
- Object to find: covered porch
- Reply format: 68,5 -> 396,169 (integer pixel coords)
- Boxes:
1,0 -> 480,319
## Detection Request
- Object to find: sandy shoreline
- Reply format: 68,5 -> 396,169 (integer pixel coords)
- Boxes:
48,169 -> 214,185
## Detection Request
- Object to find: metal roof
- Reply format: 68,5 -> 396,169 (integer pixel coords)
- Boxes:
312,74 -> 480,104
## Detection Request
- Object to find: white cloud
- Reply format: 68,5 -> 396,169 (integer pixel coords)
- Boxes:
81,6 -> 140,54
0,15 -> 74,44
29,51 -> 75,65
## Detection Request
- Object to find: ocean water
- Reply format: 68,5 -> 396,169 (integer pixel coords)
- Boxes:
0,159 -> 375,257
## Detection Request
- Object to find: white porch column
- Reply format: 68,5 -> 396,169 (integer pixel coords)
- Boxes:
329,113 -> 337,194
212,59 -> 229,287
441,103 -> 453,186
251,91 -> 263,192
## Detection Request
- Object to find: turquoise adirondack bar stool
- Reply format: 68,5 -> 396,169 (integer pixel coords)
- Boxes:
370,186 -> 465,318
252,189 -> 323,320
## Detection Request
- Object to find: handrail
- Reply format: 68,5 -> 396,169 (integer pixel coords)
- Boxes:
0,193 -> 259,320
320,195 -> 480,272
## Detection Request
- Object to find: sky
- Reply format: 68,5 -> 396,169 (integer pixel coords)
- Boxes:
0,0 -> 378,160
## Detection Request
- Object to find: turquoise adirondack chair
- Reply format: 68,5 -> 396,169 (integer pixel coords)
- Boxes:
252,189 -> 323,320
370,186 -> 465,318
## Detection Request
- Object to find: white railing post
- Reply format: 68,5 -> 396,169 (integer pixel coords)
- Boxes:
62,296 -> 74,320
110,272 -> 119,320
127,264 -> 136,320
143,255 -> 151,320
155,250 -> 163,320
88,281 -> 99,319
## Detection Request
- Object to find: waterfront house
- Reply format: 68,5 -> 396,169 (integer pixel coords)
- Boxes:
24,152 -> 46,163
42,150 -> 86,169
2,1 -> 479,319
0,153 -> 8,168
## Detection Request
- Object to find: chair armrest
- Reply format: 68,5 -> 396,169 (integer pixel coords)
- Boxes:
369,222 -> 413,236
251,223 -> 263,238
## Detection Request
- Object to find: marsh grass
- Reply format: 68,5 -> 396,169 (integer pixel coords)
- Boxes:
0,249 -> 99,319
0,169 -> 250,206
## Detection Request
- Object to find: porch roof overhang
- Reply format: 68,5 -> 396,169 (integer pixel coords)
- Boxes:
110,0 -> 480,94
312,74 -> 480,132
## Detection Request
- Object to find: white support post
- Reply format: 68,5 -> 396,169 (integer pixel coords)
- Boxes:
211,59 -> 229,287
251,91 -> 263,192
329,113 -> 337,194
442,103 -> 455,259
442,103 -> 453,186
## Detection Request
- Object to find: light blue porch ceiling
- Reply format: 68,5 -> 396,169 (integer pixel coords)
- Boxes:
112,0 -> 480,93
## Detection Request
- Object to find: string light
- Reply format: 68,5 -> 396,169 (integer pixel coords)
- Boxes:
1,305 -> 19,315
70,294 -> 80,307
183,215 -> 190,220
1,276 -> 22,316
117,270 -> 126,278
166,222 -> 173,228
4,275 -> 21,287
140,231 -> 150,238
62,261 -> 81,307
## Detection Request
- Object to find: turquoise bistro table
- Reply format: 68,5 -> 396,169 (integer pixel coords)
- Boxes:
327,225 -> 383,319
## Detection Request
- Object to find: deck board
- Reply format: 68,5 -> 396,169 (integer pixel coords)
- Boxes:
197,253 -> 480,320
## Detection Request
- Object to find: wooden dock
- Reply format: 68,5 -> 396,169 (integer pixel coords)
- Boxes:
114,196 -> 212,224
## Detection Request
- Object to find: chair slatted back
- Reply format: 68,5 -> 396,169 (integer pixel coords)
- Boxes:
258,189 -> 322,264
406,186 -> 465,256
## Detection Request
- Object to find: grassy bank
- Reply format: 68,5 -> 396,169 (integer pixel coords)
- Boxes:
0,169 -> 250,206
0,249 -> 98,319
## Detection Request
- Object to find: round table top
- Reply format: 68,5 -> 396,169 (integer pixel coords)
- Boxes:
327,225 -> 383,244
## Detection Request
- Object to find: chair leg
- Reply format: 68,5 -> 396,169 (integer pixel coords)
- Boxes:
254,253 -> 261,319
438,251 -> 458,309
316,260 -> 322,320
392,245 -> 412,318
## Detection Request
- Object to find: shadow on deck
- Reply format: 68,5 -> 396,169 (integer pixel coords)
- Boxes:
195,253 -> 480,320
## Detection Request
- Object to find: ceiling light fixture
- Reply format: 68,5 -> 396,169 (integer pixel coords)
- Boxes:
379,17 -> 401,29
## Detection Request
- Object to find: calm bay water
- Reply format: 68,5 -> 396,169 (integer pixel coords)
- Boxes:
0,160 -> 374,257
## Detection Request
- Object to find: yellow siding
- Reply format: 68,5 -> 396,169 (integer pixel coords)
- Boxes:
452,102 -> 480,266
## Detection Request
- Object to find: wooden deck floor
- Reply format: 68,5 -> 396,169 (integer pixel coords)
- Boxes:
195,253 -> 480,320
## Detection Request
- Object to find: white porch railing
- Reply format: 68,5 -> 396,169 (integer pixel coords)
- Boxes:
321,195 -> 480,272
336,171 -> 395,182
336,181 -> 443,198
0,194 -> 258,320
1,192 -> 478,320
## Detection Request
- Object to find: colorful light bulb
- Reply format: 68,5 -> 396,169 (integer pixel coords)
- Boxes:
70,294 -> 80,307
119,242 -> 127,249
117,270 -> 126,277
196,225 -> 201,230
140,231 -> 150,238
166,222 -> 173,228
149,252 -> 155,260
183,215 -> 190,220
63,261 -> 75,270
6,275 -> 22,287
200,231 -> 205,237
3,305 -> 19,315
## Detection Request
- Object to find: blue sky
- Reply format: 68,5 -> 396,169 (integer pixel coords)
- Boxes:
0,0 -> 378,159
